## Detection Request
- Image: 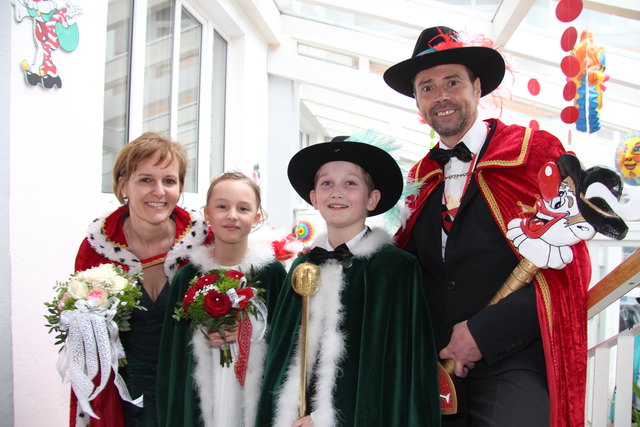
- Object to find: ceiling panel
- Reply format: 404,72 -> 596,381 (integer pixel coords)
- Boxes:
270,0 -> 640,168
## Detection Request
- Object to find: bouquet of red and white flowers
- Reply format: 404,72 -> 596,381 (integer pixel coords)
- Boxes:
44,263 -> 145,419
173,268 -> 266,369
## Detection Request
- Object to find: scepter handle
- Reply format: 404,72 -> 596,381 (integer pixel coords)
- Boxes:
438,257 -> 539,415
299,295 -> 310,418
290,262 -> 320,418
487,258 -> 539,306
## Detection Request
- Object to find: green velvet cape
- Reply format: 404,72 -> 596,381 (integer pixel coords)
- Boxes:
255,229 -> 441,426
156,244 -> 286,427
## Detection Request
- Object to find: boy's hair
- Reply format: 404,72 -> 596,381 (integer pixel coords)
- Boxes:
113,132 -> 187,204
205,171 -> 267,225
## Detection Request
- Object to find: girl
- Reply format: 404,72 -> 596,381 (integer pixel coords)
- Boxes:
156,171 -> 286,427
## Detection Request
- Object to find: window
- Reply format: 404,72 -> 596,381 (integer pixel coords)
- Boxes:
102,0 -> 132,192
102,0 -> 226,194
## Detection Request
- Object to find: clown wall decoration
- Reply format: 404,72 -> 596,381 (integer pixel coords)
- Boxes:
12,0 -> 82,89
615,132 -> 640,187
570,31 -> 607,134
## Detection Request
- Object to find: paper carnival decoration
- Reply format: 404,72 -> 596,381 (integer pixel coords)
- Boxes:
294,220 -> 315,243
615,132 -> 640,186
570,31 -> 607,134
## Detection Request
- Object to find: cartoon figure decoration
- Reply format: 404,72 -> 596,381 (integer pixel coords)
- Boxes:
615,132 -> 640,186
570,31 -> 607,134
12,0 -> 82,89
507,154 -> 627,269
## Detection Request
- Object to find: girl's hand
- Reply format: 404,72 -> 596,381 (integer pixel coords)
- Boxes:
207,326 -> 238,347
292,416 -> 314,427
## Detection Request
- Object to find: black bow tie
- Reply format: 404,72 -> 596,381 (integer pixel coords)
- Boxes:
429,142 -> 473,167
308,244 -> 353,266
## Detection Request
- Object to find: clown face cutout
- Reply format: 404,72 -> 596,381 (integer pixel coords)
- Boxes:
506,162 -> 595,269
615,133 -> 640,186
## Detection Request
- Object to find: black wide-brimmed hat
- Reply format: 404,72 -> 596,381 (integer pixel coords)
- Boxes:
287,136 -> 403,216
384,26 -> 505,98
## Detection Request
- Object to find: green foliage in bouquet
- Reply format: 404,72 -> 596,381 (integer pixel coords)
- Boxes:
44,264 -> 146,346
173,267 -> 264,338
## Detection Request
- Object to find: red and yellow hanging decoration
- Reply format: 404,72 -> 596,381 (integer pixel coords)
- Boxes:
555,0 -> 608,135
570,31 -> 607,134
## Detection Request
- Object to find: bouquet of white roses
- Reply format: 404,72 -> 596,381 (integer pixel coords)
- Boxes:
44,263 -> 146,419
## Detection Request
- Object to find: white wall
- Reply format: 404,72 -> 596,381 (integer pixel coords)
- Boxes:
1,2 -> 14,425
266,75 -> 301,230
10,2 -> 110,424
7,1 -> 276,425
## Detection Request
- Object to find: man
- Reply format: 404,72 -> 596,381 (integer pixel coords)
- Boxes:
384,26 -> 591,427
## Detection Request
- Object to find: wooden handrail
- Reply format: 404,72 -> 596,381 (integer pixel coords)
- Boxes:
587,248 -> 640,318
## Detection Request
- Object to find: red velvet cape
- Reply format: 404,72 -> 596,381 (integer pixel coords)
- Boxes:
395,119 -> 590,427
69,205 -> 203,427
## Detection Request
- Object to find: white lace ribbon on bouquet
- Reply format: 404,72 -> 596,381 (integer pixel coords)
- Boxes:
226,287 -> 268,342
57,298 -> 143,419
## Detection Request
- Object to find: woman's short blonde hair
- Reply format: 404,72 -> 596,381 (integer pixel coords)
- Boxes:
112,132 -> 187,204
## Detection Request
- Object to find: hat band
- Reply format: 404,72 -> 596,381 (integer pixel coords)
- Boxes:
416,48 -> 437,57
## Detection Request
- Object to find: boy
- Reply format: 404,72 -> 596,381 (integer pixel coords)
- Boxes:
255,134 -> 441,427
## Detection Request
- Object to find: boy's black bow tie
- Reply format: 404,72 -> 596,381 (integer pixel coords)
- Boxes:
430,142 -> 473,166
308,244 -> 353,266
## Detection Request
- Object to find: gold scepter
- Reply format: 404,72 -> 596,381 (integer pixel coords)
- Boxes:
291,262 -> 321,418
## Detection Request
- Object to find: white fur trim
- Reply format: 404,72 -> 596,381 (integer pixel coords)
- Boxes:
86,215 -> 142,274
191,315 -> 268,426
242,337 -> 267,426
85,209 -> 208,281
274,262 -> 346,427
309,227 -> 392,260
191,333 -> 221,427
188,239 -> 275,273
188,240 -> 275,426
272,227 -> 392,425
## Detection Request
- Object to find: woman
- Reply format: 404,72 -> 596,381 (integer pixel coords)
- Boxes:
70,132 -> 209,427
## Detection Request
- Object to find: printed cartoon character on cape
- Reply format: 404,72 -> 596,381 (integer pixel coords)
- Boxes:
507,154 -> 627,266
502,154 -> 628,426
12,0 -> 82,89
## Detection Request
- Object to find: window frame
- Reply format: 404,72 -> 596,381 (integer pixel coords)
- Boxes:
102,0 -> 228,205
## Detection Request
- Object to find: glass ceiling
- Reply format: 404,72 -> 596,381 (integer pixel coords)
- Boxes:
271,0 -> 640,169
275,0 -> 640,57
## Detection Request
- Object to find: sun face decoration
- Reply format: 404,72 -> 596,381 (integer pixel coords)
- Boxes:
615,132 -> 640,186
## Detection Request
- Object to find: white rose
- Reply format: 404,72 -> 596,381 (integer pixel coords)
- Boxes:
111,275 -> 129,292
89,264 -> 119,280
67,278 -> 89,299
77,264 -> 119,288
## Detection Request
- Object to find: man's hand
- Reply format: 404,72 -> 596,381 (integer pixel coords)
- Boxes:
439,320 -> 482,378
